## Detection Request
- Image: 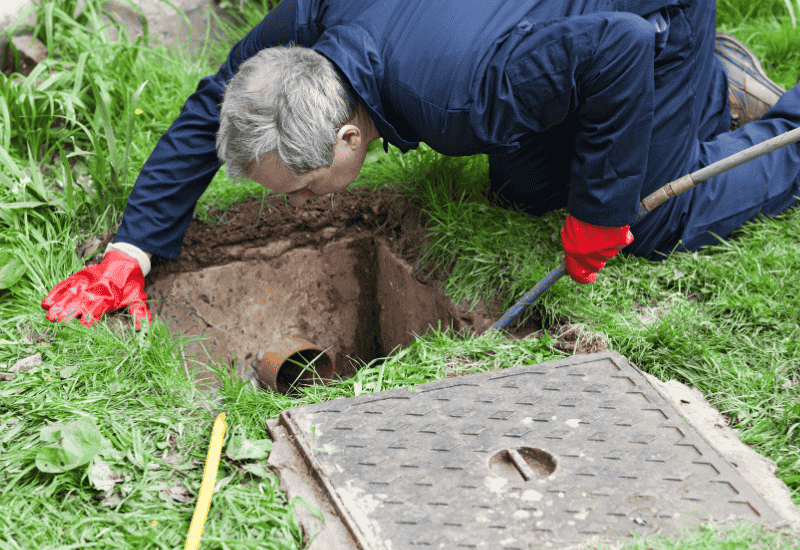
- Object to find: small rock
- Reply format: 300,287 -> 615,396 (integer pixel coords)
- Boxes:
12,34 -> 46,64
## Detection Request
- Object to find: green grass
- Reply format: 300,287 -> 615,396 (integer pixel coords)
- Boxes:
0,0 -> 799,548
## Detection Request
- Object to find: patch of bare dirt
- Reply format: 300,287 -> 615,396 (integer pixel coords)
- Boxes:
77,186 -> 420,266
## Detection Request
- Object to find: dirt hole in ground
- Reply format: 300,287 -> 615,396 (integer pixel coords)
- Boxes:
131,187 -> 538,392
85,187 -> 603,393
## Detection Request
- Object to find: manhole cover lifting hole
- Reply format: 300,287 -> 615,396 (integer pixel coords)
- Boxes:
270,351 -> 784,550
489,447 -> 556,481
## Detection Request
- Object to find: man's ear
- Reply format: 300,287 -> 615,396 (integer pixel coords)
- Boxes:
337,124 -> 359,146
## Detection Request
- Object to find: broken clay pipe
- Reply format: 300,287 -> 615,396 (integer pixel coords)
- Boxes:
252,336 -> 335,394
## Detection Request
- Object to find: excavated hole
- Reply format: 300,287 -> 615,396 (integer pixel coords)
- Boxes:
146,233 -> 390,390
138,188 -> 535,394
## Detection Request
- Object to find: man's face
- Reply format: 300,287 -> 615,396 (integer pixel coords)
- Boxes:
247,119 -> 373,208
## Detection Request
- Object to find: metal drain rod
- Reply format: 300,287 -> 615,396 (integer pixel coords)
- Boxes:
491,125 -> 800,332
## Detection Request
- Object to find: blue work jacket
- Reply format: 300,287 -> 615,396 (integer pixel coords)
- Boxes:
117,0 -> 679,259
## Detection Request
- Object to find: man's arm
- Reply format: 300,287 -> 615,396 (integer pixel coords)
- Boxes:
114,0 -> 299,260
567,12 -> 656,227
504,12 -> 657,283
507,11 -> 656,228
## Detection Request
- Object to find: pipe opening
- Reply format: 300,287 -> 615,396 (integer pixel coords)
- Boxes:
276,350 -> 334,392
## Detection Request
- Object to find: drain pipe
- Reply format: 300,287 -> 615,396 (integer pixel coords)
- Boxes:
252,336 -> 335,394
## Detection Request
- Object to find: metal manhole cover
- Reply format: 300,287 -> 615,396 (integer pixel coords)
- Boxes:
266,351 -> 781,549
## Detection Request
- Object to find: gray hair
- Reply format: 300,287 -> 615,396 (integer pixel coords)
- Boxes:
216,42 -> 361,182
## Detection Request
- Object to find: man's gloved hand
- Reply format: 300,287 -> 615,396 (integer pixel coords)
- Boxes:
42,245 -> 152,330
560,213 -> 634,284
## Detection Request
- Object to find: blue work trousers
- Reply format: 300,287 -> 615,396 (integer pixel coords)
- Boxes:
488,0 -> 800,259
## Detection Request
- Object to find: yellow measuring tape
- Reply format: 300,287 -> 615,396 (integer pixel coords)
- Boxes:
185,412 -> 227,550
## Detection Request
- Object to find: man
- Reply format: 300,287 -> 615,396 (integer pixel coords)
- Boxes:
42,0 -> 800,330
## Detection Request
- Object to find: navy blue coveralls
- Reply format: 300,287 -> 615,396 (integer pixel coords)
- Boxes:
115,0 -> 800,261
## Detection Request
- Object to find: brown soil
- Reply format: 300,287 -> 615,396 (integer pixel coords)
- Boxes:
82,186 -> 433,278
149,187 -> 425,279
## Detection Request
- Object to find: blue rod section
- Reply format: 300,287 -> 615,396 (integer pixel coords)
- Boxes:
490,260 -> 567,331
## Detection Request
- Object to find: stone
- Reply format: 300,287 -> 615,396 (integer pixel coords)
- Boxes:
3,34 -> 46,83
98,0 -> 241,63
11,33 -> 45,63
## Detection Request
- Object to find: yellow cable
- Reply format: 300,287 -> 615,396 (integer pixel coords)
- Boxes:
185,412 -> 227,550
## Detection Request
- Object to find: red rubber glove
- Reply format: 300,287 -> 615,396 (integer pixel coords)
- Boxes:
41,250 -> 151,330
560,213 -> 634,284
